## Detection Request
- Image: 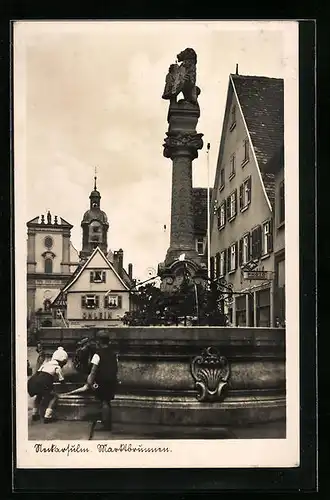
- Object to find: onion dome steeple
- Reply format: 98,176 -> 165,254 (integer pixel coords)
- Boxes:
79,172 -> 109,261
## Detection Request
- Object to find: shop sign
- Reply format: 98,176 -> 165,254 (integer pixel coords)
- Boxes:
243,270 -> 275,280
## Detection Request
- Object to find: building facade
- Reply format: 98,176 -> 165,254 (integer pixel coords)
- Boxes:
27,211 -> 79,330
267,145 -> 285,326
53,247 -> 131,328
210,73 -> 284,327
192,187 -> 212,266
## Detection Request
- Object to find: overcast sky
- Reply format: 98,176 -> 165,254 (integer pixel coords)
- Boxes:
15,21 -> 296,281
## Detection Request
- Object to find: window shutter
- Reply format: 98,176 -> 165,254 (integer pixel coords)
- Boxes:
235,241 -> 238,270
247,232 -> 251,261
102,271 -> 106,283
104,295 -> 108,308
239,238 -> 243,266
215,252 -> 220,277
217,208 -> 221,230
81,295 -> 86,308
239,184 -> 243,210
268,219 -> 273,253
223,200 -> 227,224
223,251 -> 227,275
118,295 -> 122,308
234,189 -> 237,215
251,227 -> 258,259
226,196 -> 231,220
247,176 -> 252,203
210,256 -> 215,280
90,271 -> 93,283
255,225 -> 262,258
95,296 -> 100,308
227,247 -> 231,272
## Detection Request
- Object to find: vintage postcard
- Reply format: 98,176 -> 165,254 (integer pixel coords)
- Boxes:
14,20 -> 299,469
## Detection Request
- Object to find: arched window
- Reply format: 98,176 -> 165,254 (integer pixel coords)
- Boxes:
44,299 -> 51,311
44,258 -> 53,274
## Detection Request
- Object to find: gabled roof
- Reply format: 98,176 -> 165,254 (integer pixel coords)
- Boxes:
231,74 -> 284,167
192,187 -> 213,234
231,74 -> 284,208
61,246 -> 130,293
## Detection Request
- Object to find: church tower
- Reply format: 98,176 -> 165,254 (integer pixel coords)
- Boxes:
79,176 -> 109,261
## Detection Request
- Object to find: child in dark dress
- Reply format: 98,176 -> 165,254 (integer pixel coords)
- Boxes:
67,333 -> 118,432
28,346 -> 68,423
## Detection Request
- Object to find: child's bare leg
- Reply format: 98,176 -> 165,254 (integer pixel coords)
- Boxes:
44,392 -> 58,422
32,394 -> 42,420
101,401 -> 112,431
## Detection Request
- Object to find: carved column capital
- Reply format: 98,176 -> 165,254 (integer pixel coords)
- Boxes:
163,132 -> 204,160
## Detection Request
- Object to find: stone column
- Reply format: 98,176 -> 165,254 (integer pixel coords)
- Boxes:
163,101 -> 203,266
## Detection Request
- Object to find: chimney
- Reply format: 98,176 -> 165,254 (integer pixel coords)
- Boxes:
113,249 -> 124,276
128,263 -> 133,280
235,63 -> 239,75
118,249 -> 123,271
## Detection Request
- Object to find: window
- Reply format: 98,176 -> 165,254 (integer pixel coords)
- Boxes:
196,238 -> 204,255
262,220 -> 273,255
215,252 -> 220,277
278,181 -> 285,225
220,250 -> 226,277
105,295 -> 122,309
239,233 -> 250,266
239,177 -> 252,211
251,225 -> 262,260
82,312 -> 87,319
93,226 -> 100,233
44,236 -> 53,249
217,201 -> 226,230
90,270 -> 106,283
236,295 -> 246,326
242,139 -> 249,165
229,154 -> 236,179
81,295 -> 100,309
256,289 -> 271,327
44,299 -> 51,311
44,258 -> 53,274
219,168 -> 225,190
228,242 -> 238,273
230,104 -> 236,130
227,190 -> 237,221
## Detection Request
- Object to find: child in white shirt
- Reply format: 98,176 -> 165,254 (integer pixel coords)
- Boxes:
28,346 -> 68,423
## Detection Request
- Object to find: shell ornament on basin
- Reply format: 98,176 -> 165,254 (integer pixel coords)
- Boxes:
191,346 -> 230,402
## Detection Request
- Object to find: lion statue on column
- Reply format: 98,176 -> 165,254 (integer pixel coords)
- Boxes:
162,48 -> 201,105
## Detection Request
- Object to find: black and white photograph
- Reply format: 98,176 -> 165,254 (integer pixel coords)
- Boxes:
14,20 -> 299,468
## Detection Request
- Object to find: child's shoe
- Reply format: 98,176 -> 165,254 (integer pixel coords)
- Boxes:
43,408 -> 56,423
43,416 -> 57,424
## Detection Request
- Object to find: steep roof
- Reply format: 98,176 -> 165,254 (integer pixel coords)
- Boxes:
61,246 -> 130,294
192,187 -> 213,234
231,74 -> 284,208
